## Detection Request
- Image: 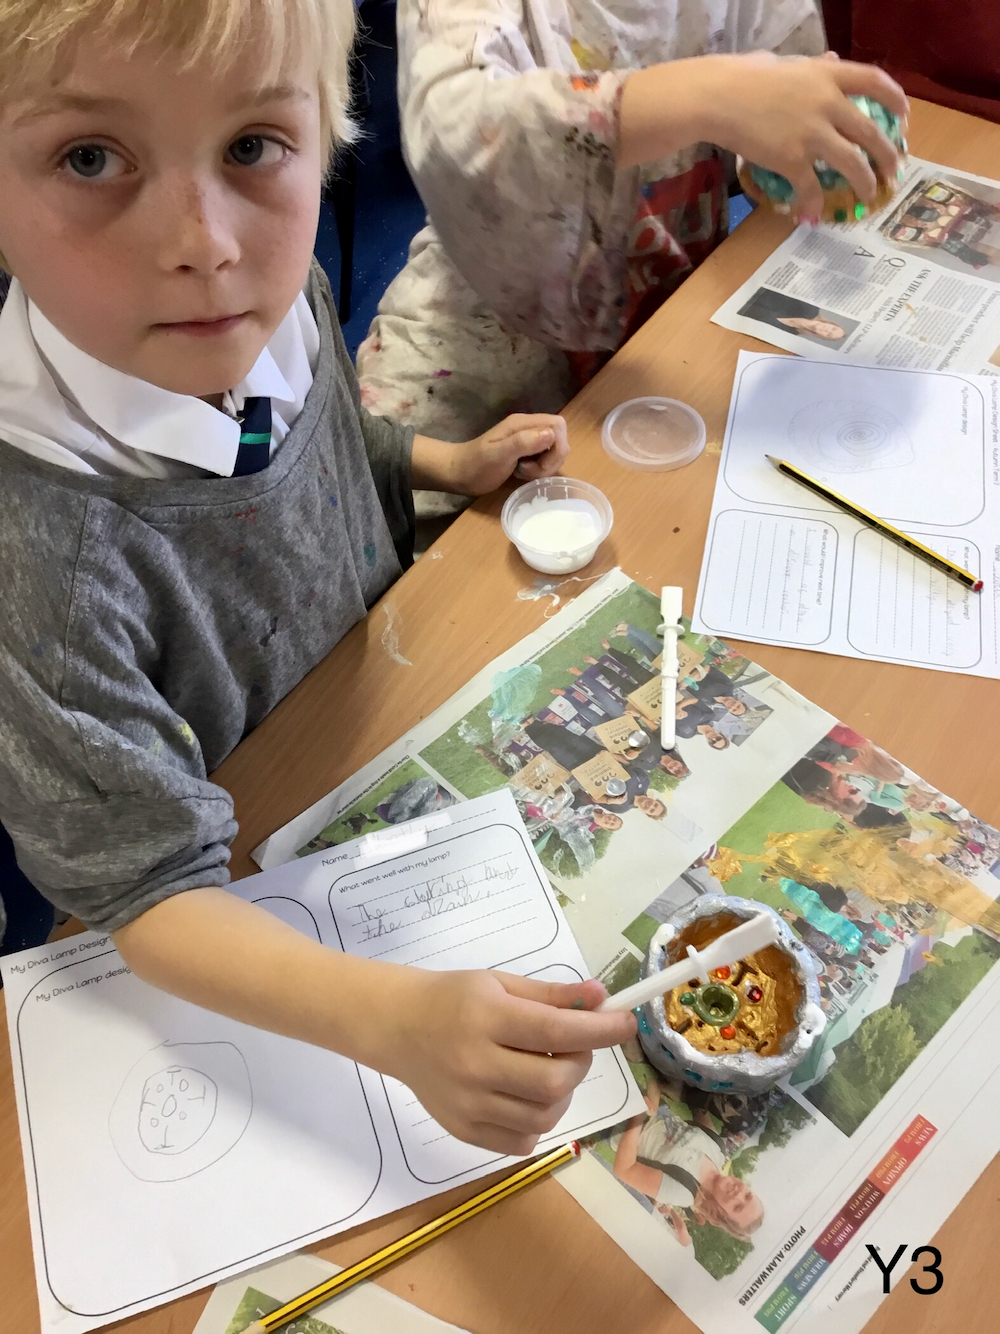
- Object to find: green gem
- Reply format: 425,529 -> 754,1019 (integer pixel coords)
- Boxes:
834,208 -> 848,223
690,982 -> 742,1027
680,992 -> 697,1007
855,202 -> 866,220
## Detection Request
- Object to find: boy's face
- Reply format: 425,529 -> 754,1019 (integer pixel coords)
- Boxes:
0,32 -> 323,398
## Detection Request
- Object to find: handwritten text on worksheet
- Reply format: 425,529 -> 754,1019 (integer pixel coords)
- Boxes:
326,822 -> 558,970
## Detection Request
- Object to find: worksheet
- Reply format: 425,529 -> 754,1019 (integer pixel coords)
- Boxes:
692,352 -> 1000,677
2,790 -> 641,1334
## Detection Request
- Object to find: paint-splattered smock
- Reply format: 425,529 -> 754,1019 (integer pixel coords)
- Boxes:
358,0 -> 824,517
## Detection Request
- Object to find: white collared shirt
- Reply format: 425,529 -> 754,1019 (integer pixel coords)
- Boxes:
0,277 -> 319,478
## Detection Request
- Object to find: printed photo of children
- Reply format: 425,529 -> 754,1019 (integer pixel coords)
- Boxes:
618,721 -> 1000,1142
417,584 -> 775,880
583,1010 -> 815,1280
299,759 -> 458,855
879,172 -> 1000,281
673,655 -> 772,750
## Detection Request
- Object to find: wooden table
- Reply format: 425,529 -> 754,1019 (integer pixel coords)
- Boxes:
3,97 -> 999,1334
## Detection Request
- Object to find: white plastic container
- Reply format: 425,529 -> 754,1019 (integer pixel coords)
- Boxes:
501,477 -> 613,575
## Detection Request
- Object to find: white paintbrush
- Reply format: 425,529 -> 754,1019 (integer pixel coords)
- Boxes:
659,586 -> 683,750
597,913 -> 780,1012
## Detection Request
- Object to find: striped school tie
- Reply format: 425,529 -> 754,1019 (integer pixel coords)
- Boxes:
232,396 -> 272,476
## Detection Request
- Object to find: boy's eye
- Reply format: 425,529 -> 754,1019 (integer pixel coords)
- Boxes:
227,134 -> 285,167
62,143 -> 128,181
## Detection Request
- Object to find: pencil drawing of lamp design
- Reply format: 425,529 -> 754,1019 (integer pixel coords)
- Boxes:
637,891 -> 826,1094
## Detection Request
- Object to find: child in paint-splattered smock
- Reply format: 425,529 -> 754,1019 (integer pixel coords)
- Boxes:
359,0 -> 908,518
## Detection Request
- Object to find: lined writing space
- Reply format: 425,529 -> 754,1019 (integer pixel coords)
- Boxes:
327,821 -> 557,969
698,510 -> 838,645
320,792 -> 643,1188
847,530 -> 983,668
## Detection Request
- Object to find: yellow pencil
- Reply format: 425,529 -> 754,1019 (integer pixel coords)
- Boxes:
241,1141 -> 581,1334
765,455 -> 983,593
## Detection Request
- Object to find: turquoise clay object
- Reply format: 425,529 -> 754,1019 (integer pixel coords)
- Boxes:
741,97 -> 905,215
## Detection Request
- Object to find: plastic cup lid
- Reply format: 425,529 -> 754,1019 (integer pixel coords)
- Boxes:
602,396 -> 707,472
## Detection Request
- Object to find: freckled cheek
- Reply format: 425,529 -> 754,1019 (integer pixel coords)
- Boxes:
270,174 -> 319,242
1,199 -> 146,356
242,181 -> 321,305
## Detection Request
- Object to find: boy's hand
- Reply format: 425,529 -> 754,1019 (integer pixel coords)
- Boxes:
411,414 -> 569,496
382,969 -> 636,1156
114,890 -> 633,1160
621,53 -> 908,223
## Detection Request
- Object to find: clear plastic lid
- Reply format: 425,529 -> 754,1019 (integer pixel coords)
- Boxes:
602,396 -> 707,472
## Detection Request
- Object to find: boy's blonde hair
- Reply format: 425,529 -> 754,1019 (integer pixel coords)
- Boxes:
0,0 -> 357,156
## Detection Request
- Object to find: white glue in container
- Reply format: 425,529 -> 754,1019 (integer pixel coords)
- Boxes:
501,477 -> 613,575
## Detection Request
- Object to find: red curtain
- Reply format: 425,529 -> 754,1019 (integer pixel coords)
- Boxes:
822,0 -> 1000,124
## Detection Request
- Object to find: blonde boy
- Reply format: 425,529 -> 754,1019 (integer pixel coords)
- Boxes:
0,0 -> 634,1155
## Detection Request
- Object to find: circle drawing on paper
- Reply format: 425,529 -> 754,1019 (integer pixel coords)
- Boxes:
109,1040 -> 252,1182
788,401 -> 913,473
137,1064 -> 218,1155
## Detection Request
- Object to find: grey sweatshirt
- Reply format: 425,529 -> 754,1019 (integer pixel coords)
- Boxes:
0,266 -> 414,931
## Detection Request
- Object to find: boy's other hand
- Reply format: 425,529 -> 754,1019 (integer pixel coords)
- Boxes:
467,412 -> 570,493
411,414 -> 569,496
381,969 -> 635,1156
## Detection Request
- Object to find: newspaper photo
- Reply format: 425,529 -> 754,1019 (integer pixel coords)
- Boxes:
192,1252 -> 470,1334
253,572 -> 1000,1334
713,157 -> 1000,376
254,573 -> 835,970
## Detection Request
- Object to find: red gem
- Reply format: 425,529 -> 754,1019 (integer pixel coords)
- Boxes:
747,985 -> 763,1003
720,1025 -> 736,1040
714,966 -> 731,980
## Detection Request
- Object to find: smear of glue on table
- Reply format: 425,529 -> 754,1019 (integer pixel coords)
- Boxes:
516,571 -> 606,616
381,603 -> 412,666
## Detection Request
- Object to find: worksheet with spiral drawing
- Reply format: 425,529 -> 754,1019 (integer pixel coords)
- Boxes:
692,351 -> 1000,678
0,788 -> 642,1334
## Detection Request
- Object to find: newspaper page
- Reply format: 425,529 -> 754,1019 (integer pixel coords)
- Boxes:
713,157 -> 1000,375
193,1253 -> 470,1334
253,571 -> 1000,1334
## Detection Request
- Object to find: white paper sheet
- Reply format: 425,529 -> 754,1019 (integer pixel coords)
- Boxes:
192,1252 -> 469,1334
692,351 -> 1000,676
2,789 -> 642,1334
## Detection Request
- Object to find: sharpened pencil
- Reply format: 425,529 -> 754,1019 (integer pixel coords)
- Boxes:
241,1141 -> 581,1333
765,456 -> 983,593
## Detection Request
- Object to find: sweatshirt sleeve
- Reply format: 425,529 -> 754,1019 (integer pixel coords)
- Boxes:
321,278 -> 417,567
397,0 -> 640,351
358,405 -> 416,569
0,640 -> 238,934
